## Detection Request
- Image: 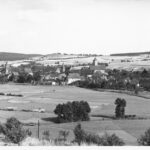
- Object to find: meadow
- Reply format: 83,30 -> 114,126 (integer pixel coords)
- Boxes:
0,83 -> 150,145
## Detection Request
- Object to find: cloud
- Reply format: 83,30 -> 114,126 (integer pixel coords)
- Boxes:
0,0 -> 149,54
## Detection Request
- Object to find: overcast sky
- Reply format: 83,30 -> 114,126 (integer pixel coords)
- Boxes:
0,0 -> 150,55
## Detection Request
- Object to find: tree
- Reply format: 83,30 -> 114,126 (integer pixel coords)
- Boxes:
138,128 -> 150,145
0,117 -> 31,144
73,123 -> 86,145
16,73 -> 26,83
26,74 -> 33,83
115,98 -> 126,118
33,71 -> 41,82
92,72 -> 102,85
73,123 -> 125,146
54,101 -> 91,123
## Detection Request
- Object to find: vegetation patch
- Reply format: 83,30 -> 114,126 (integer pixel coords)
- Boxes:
6,93 -> 23,97
0,117 -> 31,144
54,101 -> 91,123
73,123 -> 125,146
0,92 -> 23,97
138,128 -> 150,145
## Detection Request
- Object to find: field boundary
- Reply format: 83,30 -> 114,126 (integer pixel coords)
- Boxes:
92,88 -> 150,99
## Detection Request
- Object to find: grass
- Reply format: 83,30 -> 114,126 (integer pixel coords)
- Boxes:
0,83 -> 150,145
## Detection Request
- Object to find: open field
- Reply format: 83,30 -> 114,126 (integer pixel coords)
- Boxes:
0,84 -> 150,145
5,54 -> 150,69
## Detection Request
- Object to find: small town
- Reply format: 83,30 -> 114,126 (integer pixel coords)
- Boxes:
0,56 -> 149,93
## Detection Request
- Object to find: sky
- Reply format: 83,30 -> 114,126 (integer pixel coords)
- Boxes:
0,0 -> 150,55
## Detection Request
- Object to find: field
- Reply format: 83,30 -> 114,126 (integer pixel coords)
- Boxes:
0,84 -> 150,145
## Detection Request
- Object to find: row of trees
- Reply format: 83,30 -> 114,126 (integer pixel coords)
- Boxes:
54,98 -> 127,122
78,68 -> 150,92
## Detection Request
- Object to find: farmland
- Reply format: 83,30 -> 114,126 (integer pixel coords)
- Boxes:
0,84 -> 149,145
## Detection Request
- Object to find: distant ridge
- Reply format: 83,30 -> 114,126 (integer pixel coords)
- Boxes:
0,52 -> 42,61
111,51 -> 150,56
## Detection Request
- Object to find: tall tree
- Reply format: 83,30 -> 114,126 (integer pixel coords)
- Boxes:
115,98 -> 126,118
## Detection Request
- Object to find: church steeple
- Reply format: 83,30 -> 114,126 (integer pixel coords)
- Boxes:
62,63 -> 65,73
93,57 -> 98,66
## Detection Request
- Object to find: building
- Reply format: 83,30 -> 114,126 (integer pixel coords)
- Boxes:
93,57 -> 98,66
67,73 -> 82,84
89,65 -> 106,73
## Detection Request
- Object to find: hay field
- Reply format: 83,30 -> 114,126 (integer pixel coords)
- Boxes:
0,83 -> 150,145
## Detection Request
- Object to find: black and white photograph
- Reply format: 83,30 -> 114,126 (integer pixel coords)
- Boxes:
0,0 -> 149,147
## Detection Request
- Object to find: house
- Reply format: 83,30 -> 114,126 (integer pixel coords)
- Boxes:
42,73 -> 59,81
70,66 -> 82,74
40,74 -> 58,85
67,73 -> 82,84
89,65 -> 106,73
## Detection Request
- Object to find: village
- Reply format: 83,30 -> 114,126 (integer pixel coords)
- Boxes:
0,57 -> 108,85
0,56 -> 149,94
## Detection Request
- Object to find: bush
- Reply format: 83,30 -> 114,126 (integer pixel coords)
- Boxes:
73,123 -> 125,146
54,130 -> 70,145
138,128 -> 150,145
0,92 -> 5,95
54,101 -> 91,123
42,130 -> 50,141
58,130 -> 69,142
6,93 -> 23,97
0,117 -> 31,144
100,133 -> 125,146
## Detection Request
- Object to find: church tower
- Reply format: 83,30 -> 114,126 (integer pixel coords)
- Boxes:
62,63 -> 65,73
93,57 -> 98,66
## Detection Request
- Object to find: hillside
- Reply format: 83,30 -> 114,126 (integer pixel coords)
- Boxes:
0,52 -> 42,61
111,51 -> 150,56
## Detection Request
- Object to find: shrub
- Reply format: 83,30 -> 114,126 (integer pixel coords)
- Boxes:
54,101 -> 91,123
58,130 -> 69,142
0,117 -> 31,144
6,93 -> 23,97
138,128 -> 150,145
54,130 -> 70,145
21,137 -> 54,146
73,123 -> 125,146
0,92 -> 5,95
100,133 -> 125,146
42,130 -> 50,141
